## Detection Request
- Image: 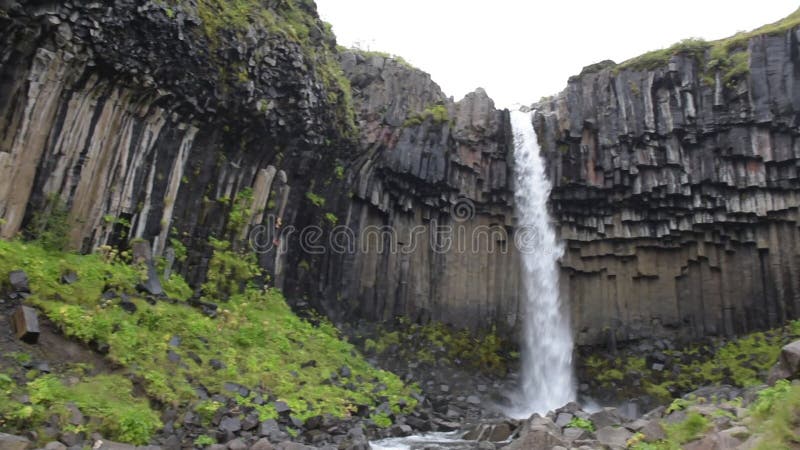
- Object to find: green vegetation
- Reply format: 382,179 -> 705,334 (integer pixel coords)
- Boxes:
164,0 -> 358,140
324,212 -> 339,226
612,7 -> 800,87
348,48 -> 416,70
28,193 -> 71,251
1,374 -> 161,445
194,435 -> 217,447
617,38 -> 709,72
306,191 -> 326,207
363,319 -> 513,376
750,380 -> 800,449
581,321 -> 800,403
403,103 -> 450,127
629,412 -> 710,450
225,187 -> 254,236
566,416 -> 595,432
0,239 -> 417,444
334,165 -> 345,180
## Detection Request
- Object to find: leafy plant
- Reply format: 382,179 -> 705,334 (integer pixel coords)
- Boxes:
306,191 -> 326,207
403,103 -> 450,127
194,435 -> 216,447
566,416 -> 595,432
28,193 -> 71,251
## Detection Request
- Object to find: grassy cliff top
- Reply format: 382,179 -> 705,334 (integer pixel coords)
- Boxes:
617,7 -> 800,72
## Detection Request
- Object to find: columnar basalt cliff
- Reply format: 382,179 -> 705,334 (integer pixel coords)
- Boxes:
305,51 -> 522,335
0,2 -> 523,336
7,1 -> 800,350
534,20 -> 800,345
0,0 -> 356,287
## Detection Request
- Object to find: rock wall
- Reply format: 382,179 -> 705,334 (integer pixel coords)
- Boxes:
0,0 -> 354,287
302,51 -> 523,335
0,2 -> 525,336
535,27 -> 800,345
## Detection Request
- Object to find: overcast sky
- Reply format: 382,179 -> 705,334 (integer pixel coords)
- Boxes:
315,0 -> 798,108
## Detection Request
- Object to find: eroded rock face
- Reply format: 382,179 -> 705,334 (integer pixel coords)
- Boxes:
309,51 -> 522,334
0,3 -> 523,335
0,1 -> 353,287
534,28 -> 800,345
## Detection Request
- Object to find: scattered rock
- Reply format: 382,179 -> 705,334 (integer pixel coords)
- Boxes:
219,417 -> 242,433
92,440 -> 137,450
0,433 -> 31,450
596,426 -> 633,449
60,271 -> 78,285
9,270 -> 30,293
768,339 -> 800,383
12,305 -> 40,344
44,442 -> 66,450
259,419 -> 280,437
589,407 -> 621,429
505,423 -> 566,450
273,401 -> 291,416
389,424 -> 412,437
225,438 -> 246,450
250,438 -> 274,450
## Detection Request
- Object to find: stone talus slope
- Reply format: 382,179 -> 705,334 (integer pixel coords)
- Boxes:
535,27 -> 800,345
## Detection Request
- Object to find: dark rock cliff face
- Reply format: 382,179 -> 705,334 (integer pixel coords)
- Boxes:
0,2 -> 524,336
535,27 -> 800,345
0,0 -> 353,286
8,1 -> 800,348
299,51 -> 523,335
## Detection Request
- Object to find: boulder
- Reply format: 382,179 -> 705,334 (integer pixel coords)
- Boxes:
638,420 -> 666,442
504,424 -> 566,450
220,417 -> 242,433
44,442 -> 66,450
60,270 -> 78,285
0,433 -> 31,450
92,440 -> 137,450
768,340 -> 800,383
13,305 -> 40,344
226,438 -> 247,450
249,438 -> 273,450
595,426 -> 633,449
589,407 -> 621,428
9,270 -> 29,293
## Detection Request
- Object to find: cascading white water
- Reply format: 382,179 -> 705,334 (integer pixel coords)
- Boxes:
507,109 -> 575,418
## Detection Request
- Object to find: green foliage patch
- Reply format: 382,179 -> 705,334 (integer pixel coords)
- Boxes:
0,239 -> 417,443
363,319 -> 513,376
403,104 -> 450,127
1,374 -> 160,445
581,322 -> 799,404
750,380 -> 800,449
566,416 -> 595,432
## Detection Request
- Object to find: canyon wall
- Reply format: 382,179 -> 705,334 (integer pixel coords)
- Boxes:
0,1 -> 524,336
535,26 -> 800,345
0,0 -> 356,287
7,1 -> 800,347
301,51 -> 522,335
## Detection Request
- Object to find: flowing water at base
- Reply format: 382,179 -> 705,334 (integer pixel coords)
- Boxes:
370,432 -> 480,450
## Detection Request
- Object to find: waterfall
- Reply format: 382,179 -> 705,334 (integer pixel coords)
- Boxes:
507,109 -> 575,417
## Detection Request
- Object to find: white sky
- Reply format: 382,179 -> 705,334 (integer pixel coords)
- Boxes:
315,0 -> 799,108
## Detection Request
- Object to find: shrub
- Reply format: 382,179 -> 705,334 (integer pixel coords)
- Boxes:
567,416 -> 595,432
